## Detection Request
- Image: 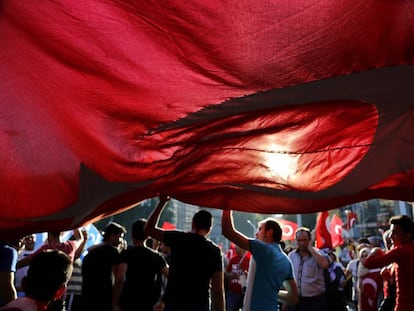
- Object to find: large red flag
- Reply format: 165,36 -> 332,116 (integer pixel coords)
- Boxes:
278,219 -> 298,241
1,1 -> 414,237
330,214 -> 344,248
315,211 -> 332,249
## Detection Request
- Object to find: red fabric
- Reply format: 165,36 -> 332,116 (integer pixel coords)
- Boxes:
1,1 -> 414,237
360,270 -> 382,311
330,214 -> 344,248
345,211 -> 358,231
365,243 -> 414,311
278,219 -> 298,241
226,252 -> 251,294
162,222 -> 176,230
315,211 -> 332,249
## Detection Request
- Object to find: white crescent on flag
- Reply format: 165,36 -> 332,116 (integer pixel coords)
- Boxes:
1,1 -> 414,237
330,214 -> 344,248
278,219 -> 298,241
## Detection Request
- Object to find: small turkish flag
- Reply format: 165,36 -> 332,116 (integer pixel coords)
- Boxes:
330,214 -> 344,248
278,219 -> 298,241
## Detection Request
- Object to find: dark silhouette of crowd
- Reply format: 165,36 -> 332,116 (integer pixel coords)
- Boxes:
1,197 -> 414,311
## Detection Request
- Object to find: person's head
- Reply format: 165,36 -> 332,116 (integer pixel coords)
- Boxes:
24,250 -> 72,304
295,227 -> 312,251
328,251 -> 337,263
389,215 -> 414,246
358,247 -> 370,264
131,218 -> 147,242
192,210 -> 212,234
22,234 -> 36,251
357,237 -> 371,251
256,218 -> 282,243
102,222 -> 126,247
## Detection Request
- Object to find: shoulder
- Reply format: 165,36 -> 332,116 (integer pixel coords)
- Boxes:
0,297 -> 37,311
163,230 -> 184,244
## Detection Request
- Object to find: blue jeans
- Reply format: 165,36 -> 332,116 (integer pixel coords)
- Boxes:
226,291 -> 244,311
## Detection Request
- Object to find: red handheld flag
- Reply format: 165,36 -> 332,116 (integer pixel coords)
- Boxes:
278,219 -> 298,241
330,214 -> 344,248
315,211 -> 332,249
346,211 -> 358,230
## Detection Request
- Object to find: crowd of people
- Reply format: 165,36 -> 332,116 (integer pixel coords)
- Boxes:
1,196 -> 414,311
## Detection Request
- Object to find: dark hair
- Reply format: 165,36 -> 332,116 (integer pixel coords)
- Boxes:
132,219 -> 147,241
261,218 -> 282,242
25,250 -> 72,302
358,237 -> 371,245
295,227 -> 311,239
328,251 -> 337,261
103,222 -> 126,241
390,215 -> 414,239
192,210 -> 212,231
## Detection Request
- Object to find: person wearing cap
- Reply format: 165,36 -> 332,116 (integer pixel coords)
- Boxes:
81,222 -> 126,311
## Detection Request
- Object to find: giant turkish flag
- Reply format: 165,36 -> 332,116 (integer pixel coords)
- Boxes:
1,1 -> 414,237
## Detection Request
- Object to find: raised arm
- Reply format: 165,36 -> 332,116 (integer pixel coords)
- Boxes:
73,228 -> 88,260
144,195 -> 170,242
308,245 -> 329,269
307,235 -> 329,269
221,210 -> 250,251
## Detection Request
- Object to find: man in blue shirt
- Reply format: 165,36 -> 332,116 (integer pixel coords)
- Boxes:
222,210 -> 298,311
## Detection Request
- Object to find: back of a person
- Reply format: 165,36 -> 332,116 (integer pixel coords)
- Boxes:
392,242 -> 414,311
250,241 -> 292,310
81,244 -> 119,311
119,246 -> 166,311
163,231 -> 222,308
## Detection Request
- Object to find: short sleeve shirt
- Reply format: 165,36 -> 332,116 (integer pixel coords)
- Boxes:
119,246 -> 167,310
247,240 -> 294,310
163,231 -> 223,306
288,250 -> 326,297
